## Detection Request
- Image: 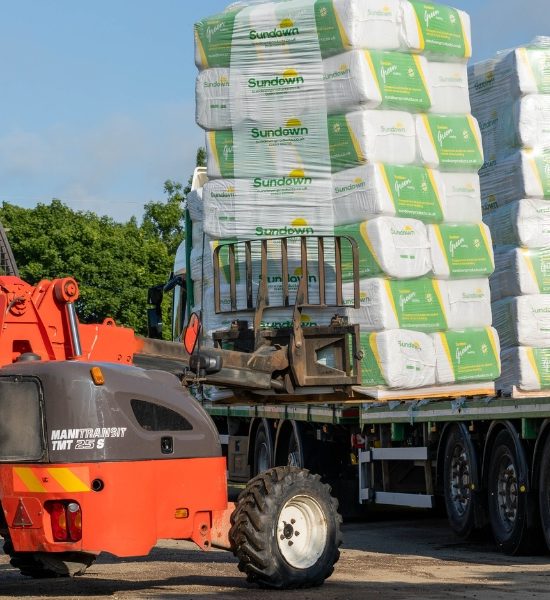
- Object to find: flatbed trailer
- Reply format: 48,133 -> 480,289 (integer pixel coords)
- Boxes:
197,391 -> 550,555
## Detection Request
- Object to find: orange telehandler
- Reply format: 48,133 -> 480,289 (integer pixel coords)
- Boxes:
0,224 -> 345,589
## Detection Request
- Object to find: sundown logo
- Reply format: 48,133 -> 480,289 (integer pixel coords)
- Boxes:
251,118 -> 309,139
249,19 -> 300,41
248,68 -> 304,88
204,75 -> 230,88
334,178 -> 365,194
399,340 -> 422,350
391,225 -> 415,236
255,218 -> 315,237
381,121 -> 407,134
323,64 -> 351,80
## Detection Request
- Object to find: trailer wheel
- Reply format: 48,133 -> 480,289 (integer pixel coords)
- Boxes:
487,429 -> 538,554
3,538 -> 95,578
229,466 -> 342,589
538,435 -> 550,551
443,425 -> 477,538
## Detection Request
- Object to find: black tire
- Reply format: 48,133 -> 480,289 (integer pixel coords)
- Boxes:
229,466 -> 342,589
443,425 -> 478,538
253,423 -> 273,476
3,538 -> 95,578
487,429 -> 541,554
538,435 -> 550,551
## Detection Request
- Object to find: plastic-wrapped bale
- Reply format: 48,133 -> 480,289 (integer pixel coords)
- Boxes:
468,38 -> 550,107
194,0 -> 472,72
359,329 -> 436,389
432,327 -> 500,384
500,346 -> 550,392
475,95 -> 550,163
332,164 -> 447,225
336,217 -> 431,279
480,149 -> 550,210
492,295 -> 550,348
482,199 -> 550,248
323,49 -> 432,113
202,177 -> 333,239
416,114 -> 484,171
491,247 -> 550,301
428,222 -> 494,278
332,166 -> 481,225
197,53 -> 471,131
345,277 -> 492,331
205,109 -> 418,178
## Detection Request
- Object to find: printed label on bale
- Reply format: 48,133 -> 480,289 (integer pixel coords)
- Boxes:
327,114 -> 365,172
522,249 -> 550,293
531,150 -> 550,197
409,1 -> 470,58
195,8 -> 240,68
359,333 -> 387,386
439,328 -> 500,382
422,115 -> 483,170
388,279 -> 447,331
434,224 -> 494,277
209,131 -> 234,178
528,348 -> 550,388
365,50 -> 431,111
523,47 -> 550,94
380,165 -> 443,222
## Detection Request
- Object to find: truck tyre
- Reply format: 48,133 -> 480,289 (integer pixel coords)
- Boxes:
487,429 -> 540,554
443,425 -> 477,538
229,466 -> 342,589
538,435 -> 550,551
3,538 -> 95,578
253,423 -> 273,476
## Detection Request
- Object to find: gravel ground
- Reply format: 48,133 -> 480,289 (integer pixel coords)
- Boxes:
1,513 -> 550,599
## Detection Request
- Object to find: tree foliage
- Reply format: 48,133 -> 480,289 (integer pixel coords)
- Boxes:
0,185 -> 184,336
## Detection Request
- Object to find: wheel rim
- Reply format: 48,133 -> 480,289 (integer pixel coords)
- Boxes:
276,494 -> 327,569
496,453 -> 518,532
449,443 -> 471,517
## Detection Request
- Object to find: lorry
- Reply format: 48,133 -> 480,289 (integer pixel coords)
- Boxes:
0,224 -> 342,590
141,167 -> 550,559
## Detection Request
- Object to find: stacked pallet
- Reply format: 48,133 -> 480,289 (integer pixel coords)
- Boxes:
192,0 -> 500,396
470,38 -> 550,394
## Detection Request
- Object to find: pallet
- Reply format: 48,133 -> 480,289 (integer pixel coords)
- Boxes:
352,382 -> 496,402
508,386 -> 550,400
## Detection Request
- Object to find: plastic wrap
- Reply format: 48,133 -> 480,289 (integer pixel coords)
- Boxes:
483,199 -> 550,248
492,295 -> 550,348
491,247 -> 550,301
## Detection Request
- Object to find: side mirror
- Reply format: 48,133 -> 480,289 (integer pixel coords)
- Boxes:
147,307 -> 163,339
183,312 -> 201,355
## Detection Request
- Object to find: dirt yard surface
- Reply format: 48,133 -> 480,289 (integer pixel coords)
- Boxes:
1,512 -> 550,600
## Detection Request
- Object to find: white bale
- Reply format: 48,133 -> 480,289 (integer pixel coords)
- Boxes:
360,329 -> 436,389
332,164 -> 446,225
493,295 -> 550,348
483,198 -> 550,248
323,50 -> 432,114
480,149 -> 550,209
345,277 -> 491,331
202,177 -> 334,239
491,247 -> 550,301
499,346 -> 550,392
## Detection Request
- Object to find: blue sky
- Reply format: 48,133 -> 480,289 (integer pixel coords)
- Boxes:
0,0 -> 548,222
